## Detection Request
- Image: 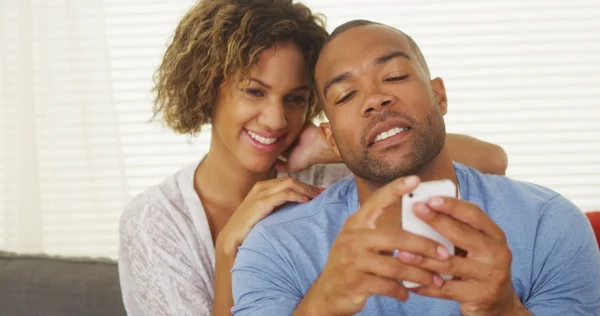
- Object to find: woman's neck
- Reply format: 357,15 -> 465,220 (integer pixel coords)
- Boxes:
195,136 -> 277,211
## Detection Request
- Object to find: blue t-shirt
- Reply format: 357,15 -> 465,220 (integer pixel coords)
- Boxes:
232,163 -> 600,316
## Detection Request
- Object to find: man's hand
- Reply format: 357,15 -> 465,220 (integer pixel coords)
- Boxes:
295,176 -> 452,316
397,197 -> 531,316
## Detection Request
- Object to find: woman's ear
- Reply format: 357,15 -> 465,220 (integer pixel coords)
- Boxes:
319,122 -> 341,157
430,77 -> 448,115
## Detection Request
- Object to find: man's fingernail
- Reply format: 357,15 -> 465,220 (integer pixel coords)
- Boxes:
429,197 -> 444,207
351,295 -> 366,305
367,221 -> 376,230
404,176 -> 419,186
398,251 -> 416,262
437,245 -> 449,259
433,274 -> 445,288
414,203 -> 431,216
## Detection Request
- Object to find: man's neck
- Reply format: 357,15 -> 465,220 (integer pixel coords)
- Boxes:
356,146 -> 457,205
195,132 -> 276,210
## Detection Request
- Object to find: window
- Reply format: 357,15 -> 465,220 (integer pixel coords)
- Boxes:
1,0 -> 598,258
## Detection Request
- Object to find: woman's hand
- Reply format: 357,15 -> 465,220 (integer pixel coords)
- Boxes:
275,121 -> 341,174
216,176 -> 324,253
212,177 -> 324,316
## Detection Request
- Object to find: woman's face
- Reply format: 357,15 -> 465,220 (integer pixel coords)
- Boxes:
212,42 -> 310,173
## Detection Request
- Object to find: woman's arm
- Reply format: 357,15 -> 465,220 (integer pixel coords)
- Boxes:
446,133 -> 508,175
212,177 -> 324,315
280,123 -> 508,176
119,204 -> 213,316
212,241 -> 238,316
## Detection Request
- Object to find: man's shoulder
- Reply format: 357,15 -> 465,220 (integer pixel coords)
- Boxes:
455,162 -> 563,210
455,163 -> 596,267
256,177 -> 356,229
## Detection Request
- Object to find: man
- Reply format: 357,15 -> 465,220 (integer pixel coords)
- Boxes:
231,20 -> 600,315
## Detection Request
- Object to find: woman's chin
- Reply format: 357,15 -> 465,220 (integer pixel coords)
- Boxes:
240,155 -> 279,174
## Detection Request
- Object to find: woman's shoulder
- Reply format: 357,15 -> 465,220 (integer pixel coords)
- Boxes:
121,170 -> 187,224
118,168 -> 216,315
119,162 -> 207,244
285,163 -> 353,188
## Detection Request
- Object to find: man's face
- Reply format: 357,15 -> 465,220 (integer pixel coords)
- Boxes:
316,25 -> 448,184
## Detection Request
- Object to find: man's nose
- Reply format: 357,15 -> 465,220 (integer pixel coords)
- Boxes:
361,91 -> 394,116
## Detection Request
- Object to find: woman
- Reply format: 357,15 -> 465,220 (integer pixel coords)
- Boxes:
117,0 -> 508,315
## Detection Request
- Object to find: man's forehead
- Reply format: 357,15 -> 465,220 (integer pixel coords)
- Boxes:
316,25 -> 411,79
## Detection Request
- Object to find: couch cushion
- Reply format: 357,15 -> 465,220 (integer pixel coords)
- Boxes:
0,250 -> 126,316
586,211 -> 600,249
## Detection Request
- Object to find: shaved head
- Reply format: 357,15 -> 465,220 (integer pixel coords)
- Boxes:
314,21 -> 448,183
325,20 -> 430,78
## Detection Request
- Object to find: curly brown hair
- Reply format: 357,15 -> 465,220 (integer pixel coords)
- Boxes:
152,0 -> 328,135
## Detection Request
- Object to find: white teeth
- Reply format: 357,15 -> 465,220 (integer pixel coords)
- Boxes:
247,130 -> 278,145
374,127 -> 406,143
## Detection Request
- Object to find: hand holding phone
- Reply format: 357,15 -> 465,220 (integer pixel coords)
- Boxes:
401,179 -> 457,288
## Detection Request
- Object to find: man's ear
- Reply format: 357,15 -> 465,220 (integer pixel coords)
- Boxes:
430,77 -> 448,115
319,122 -> 341,157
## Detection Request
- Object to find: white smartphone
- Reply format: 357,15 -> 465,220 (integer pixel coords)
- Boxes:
400,179 -> 457,288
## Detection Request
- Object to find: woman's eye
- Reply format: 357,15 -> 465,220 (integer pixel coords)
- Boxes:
246,88 -> 263,97
384,74 -> 409,82
335,91 -> 356,105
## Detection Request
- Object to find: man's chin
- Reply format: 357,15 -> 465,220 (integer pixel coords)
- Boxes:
350,159 -> 419,184
385,151 -> 428,175
370,153 -> 413,169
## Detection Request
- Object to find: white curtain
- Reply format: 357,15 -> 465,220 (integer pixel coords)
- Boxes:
1,0 -> 130,256
1,0 -> 204,258
303,0 -> 600,212
1,0 -> 598,259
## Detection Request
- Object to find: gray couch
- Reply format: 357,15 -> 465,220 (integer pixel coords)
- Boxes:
0,250 -> 126,316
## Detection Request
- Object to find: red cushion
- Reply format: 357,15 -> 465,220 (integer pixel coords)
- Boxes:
586,211 -> 600,249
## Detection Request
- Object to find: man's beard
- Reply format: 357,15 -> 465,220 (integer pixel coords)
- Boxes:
338,110 -> 446,184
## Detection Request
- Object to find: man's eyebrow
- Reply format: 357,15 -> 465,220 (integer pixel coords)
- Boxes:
374,51 -> 411,65
322,72 -> 351,99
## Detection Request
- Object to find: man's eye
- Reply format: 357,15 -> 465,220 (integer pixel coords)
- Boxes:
335,91 -> 356,105
385,75 -> 409,82
246,89 -> 263,97
285,95 -> 307,104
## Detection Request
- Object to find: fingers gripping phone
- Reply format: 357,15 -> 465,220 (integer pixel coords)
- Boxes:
401,179 -> 457,288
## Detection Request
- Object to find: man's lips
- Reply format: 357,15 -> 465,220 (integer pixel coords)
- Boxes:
370,127 -> 410,147
366,118 -> 412,147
